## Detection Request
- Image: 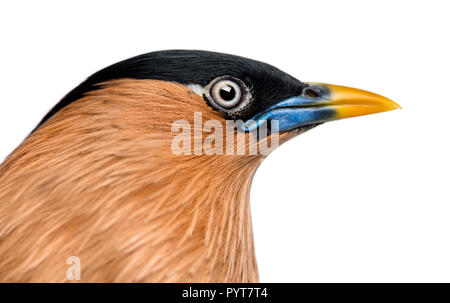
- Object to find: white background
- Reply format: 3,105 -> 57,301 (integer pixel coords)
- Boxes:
1,1 -> 449,282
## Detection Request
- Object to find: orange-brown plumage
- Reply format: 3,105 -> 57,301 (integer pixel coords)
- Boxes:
0,50 -> 399,282
0,79 -> 272,282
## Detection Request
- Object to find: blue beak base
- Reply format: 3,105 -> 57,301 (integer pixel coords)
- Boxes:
239,96 -> 336,133
238,82 -> 400,134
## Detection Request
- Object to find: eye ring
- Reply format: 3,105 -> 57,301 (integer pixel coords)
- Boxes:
207,76 -> 249,110
203,76 -> 252,116
210,79 -> 242,108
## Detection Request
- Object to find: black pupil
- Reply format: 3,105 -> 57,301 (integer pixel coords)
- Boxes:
219,85 -> 236,101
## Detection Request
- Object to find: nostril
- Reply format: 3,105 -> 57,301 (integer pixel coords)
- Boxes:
303,87 -> 320,98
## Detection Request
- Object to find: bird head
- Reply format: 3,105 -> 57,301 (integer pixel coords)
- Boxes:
35,50 -> 400,157
6,50 -> 400,282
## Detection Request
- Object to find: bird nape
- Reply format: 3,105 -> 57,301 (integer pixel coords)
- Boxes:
0,50 -> 400,282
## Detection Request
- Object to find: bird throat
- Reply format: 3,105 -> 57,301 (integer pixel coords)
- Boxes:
0,80 -> 276,282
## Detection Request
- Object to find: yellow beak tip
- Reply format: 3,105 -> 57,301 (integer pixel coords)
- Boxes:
384,99 -> 402,111
394,103 -> 402,110
313,83 -> 402,119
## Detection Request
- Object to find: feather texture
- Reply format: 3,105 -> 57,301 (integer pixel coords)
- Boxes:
0,79 -> 303,282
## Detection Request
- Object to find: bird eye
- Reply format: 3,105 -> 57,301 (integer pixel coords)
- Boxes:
210,78 -> 243,109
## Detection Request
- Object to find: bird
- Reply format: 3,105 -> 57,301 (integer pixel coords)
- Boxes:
0,50 -> 400,282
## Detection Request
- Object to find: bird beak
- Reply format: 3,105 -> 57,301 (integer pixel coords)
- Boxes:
240,83 -> 401,132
